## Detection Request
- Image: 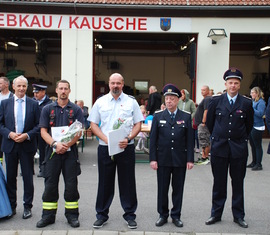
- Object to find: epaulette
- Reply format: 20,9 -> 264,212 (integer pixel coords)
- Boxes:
128,95 -> 135,99
212,93 -> 222,97
155,109 -> 163,114
211,94 -> 221,99
243,95 -> 252,100
181,110 -> 191,114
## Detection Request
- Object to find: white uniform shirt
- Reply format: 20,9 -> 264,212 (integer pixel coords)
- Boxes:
89,92 -> 144,146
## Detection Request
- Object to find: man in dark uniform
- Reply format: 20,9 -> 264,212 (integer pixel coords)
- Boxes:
36,80 -> 84,228
149,84 -> 194,228
205,68 -> 254,228
32,84 -> 52,177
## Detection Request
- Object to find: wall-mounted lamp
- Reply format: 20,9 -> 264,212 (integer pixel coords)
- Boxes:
7,41 -> 19,47
95,44 -> 103,49
260,46 -> 270,51
208,29 -> 227,44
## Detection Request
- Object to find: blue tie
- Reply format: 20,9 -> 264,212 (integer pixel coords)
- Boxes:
17,99 -> 24,133
230,99 -> 234,108
171,113 -> 175,121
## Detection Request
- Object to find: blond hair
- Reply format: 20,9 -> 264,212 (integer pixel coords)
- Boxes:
251,86 -> 264,102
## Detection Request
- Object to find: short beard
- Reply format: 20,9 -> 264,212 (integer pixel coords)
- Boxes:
59,95 -> 68,100
112,88 -> 120,95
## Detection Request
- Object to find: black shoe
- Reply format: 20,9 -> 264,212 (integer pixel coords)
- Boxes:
23,208 -> 32,219
37,171 -> 44,177
247,162 -> 255,168
93,219 -> 107,228
234,218 -> 248,228
172,218 -> 183,227
127,220 -> 137,229
205,216 -> 221,225
155,217 -> 168,227
68,218 -> 80,228
36,218 -> 55,228
7,209 -> 16,219
252,165 -> 263,171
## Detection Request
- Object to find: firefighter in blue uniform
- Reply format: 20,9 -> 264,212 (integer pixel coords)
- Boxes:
32,84 -> 52,177
150,84 -> 194,228
36,80 -> 84,228
205,68 -> 254,228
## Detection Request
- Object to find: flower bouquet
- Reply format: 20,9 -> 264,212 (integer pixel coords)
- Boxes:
60,120 -> 83,143
110,116 -> 133,160
50,120 -> 83,159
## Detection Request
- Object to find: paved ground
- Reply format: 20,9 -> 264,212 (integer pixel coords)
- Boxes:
0,137 -> 270,235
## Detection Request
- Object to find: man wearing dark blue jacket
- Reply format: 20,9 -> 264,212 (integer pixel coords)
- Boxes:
205,68 -> 253,228
32,84 -> 52,177
150,83 -> 194,228
0,75 -> 40,219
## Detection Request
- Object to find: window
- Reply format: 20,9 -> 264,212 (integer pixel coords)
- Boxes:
134,80 -> 149,93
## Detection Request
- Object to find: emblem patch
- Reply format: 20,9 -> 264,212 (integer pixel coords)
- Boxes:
160,18 -> 171,31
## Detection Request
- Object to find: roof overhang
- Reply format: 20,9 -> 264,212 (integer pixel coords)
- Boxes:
1,1 -> 270,17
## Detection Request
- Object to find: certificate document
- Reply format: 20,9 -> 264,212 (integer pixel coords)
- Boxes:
51,126 -> 71,151
51,126 -> 69,142
108,128 -> 127,156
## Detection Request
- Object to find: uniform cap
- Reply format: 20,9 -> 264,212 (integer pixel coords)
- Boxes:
162,84 -> 181,97
32,84 -> 47,93
223,68 -> 243,81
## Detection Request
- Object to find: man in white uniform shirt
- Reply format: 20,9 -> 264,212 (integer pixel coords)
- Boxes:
89,73 -> 144,230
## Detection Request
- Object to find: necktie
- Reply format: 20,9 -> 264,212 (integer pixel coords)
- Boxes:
17,99 -> 24,133
171,113 -> 175,121
230,99 -> 234,108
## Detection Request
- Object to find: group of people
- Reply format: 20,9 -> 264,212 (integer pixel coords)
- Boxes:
0,67 -> 269,231
0,76 -> 84,229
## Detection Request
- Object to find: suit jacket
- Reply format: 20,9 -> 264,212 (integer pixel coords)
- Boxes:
0,96 -> 40,153
150,108 -> 194,167
206,93 -> 254,158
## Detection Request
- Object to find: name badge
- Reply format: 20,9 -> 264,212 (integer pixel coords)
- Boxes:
160,120 -> 166,124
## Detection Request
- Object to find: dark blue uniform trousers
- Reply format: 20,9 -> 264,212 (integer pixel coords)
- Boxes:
5,143 -> 35,210
210,155 -> 247,219
157,166 -> 186,219
96,144 -> 137,221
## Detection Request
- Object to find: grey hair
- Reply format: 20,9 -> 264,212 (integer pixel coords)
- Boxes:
13,75 -> 28,85
0,76 -> 10,86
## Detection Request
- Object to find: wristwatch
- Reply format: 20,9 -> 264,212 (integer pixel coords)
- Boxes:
50,141 -> 57,149
125,137 -> 131,143
202,122 -> 206,124
52,142 -> 57,150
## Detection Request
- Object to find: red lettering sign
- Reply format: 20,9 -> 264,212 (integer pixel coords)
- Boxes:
0,14 -> 4,26
70,16 -> 79,29
19,15 -> 29,27
138,18 -> 147,30
103,17 -> 112,30
7,14 -> 17,27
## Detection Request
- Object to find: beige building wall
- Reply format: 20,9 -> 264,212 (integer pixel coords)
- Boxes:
0,50 -> 269,105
